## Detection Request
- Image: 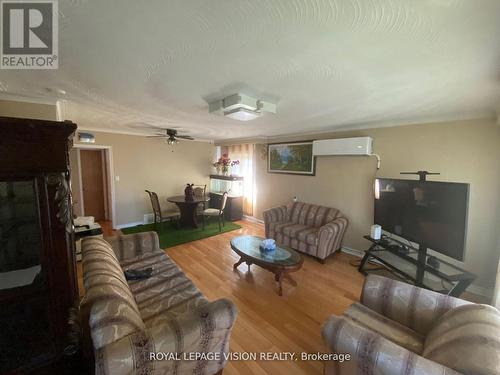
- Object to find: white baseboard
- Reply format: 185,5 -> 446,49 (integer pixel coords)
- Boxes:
243,215 -> 264,224
340,246 -> 493,299
143,213 -> 154,224
341,246 -> 365,258
114,221 -> 143,230
467,285 -> 494,299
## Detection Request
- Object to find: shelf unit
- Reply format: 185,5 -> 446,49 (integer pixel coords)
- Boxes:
209,174 -> 243,221
0,117 -> 78,374
358,235 -> 476,297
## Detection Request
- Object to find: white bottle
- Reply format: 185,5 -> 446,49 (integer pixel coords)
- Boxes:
371,225 -> 382,240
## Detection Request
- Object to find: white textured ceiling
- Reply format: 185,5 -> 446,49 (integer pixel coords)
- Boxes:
1,0 -> 500,141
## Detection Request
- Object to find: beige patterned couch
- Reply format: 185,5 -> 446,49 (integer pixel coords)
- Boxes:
322,275 -> 500,375
263,201 -> 348,262
80,231 -> 237,375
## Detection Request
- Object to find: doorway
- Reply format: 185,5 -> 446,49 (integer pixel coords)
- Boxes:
80,150 -> 107,220
69,145 -> 116,227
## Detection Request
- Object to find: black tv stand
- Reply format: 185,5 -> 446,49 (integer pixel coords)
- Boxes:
400,170 -> 440,181
397,170 -> 438,284
358,235 -> 476,297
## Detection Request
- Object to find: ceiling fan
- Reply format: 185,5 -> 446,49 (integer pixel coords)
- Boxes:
147,128 -> 194,145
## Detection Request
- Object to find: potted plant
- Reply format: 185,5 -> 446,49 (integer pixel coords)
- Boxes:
213,154 -> 239,175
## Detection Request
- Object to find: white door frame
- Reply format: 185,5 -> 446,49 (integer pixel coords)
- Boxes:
72,144 -> 117,227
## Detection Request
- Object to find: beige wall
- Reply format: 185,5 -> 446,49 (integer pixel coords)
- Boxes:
0,99 -> 57,120
253,119 -> 500,291
72,131 -> 215,227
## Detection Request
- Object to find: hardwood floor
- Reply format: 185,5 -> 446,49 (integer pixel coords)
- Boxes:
76,219 -> 364,374
76,219 -> 488,373
166,220 -> 364,374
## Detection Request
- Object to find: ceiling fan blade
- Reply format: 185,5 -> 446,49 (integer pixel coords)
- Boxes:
146,135 -> 167,138
176,135 -> 195,140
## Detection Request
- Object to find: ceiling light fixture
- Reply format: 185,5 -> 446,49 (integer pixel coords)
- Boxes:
209,93 -> 276,121
224,107 -> 261,121
166,137 -> 179,145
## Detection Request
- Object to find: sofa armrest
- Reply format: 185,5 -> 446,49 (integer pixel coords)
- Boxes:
321,315 -> 461,375
105,231 -> 160,261
317,216 -> 348,259
95,298 -> 237,375
360,275 -> 472,336
263,205 -> 287,237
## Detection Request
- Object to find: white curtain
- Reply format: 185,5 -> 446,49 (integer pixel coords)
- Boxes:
222,144 -> 254,216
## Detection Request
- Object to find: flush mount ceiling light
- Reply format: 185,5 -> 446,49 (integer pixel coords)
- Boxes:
208,93 -> 276,121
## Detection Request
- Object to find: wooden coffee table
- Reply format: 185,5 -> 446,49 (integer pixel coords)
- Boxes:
231,235 -> 303,296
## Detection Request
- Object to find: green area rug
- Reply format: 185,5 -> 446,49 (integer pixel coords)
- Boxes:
121,220 -> 241,248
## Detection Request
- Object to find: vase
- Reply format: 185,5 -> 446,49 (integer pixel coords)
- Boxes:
184,183 -> 194,201
222,166 -> 230,176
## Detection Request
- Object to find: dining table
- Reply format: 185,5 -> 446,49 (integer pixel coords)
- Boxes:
166,195 -> 210,228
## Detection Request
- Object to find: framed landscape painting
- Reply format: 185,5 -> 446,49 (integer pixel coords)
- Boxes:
268,141 -> 315,175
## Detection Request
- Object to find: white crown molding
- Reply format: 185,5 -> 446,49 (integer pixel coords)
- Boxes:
0,92 -> 59,105
214,111 -> 494,145
76,126 -> 214,143
329,110 -> 494,133
215,136 -> 269,146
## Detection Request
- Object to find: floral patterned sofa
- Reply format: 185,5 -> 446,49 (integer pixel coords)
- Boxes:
322,275 -> 500,375
263,201 -> 348,262
80,231 -> 237,375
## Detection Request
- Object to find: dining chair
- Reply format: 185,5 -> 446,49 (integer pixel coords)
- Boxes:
193,184 -> 207,213
145,190 -> 180,229
201,191 -> 228,232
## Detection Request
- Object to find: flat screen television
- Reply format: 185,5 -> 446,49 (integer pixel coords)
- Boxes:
374,178 -> 469,261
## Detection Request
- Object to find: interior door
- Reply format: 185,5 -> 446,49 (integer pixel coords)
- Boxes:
80,150 -> 106,221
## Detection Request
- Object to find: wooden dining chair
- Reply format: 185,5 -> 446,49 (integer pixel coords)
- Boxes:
192,184 -> 207,213
145,190 -> 179,229
201,191 -> 228,232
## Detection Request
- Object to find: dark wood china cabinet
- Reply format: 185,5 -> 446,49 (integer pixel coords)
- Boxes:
0,117 -> 78,374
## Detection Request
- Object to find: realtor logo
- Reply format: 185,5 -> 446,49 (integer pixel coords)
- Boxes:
1,0 -> 58,69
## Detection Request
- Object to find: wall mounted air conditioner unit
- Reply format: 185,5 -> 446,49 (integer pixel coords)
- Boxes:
312,137 -> 373,156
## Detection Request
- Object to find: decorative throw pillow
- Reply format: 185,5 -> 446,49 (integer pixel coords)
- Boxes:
423,304 -> 500,375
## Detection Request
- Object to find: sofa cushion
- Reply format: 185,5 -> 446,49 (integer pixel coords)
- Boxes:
297,228 -> 318,245
82,237 -> 146,350
344,302 -> 424,354
423,304 -> 500,374
274,233 -> 318,256
285,202 -> 340,227
82,237 -> 128,288
122,250 -> 210,328
105,231 -> 160,260
282,223 -> 308,237
83,281 -> 146,350
360,275 -> 471,335
269,221 -> 318,244
271,221 -> 295,234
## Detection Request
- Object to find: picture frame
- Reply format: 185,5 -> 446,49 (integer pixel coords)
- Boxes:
267,141 -> 315,176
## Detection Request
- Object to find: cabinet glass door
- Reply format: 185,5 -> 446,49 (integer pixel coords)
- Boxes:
0,180 -> 52,372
